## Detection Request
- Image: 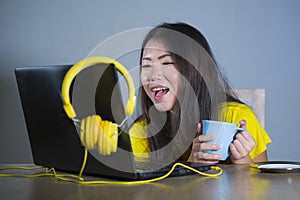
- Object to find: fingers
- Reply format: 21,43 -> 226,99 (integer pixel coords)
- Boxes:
197,123 -> 202,135
239,119 -> 247,129
188,134 -> 221,164
193,152 -> 222,163
230,134 -> 255,159
189,122 -> 223,164
235,132 -> 255,152
191,138 -> 220,152
197,135 -> 214,143
230,119 -> 255,160
201,142 -> 220,152
230,140 -> 248,159
188,148 -> 221,164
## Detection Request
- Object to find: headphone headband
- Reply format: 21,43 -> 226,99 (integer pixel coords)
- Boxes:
61,56 -> 136,119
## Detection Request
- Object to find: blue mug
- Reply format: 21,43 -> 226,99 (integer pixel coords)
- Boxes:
202,120 -> 244,160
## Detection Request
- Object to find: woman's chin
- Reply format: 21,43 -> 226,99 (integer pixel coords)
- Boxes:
154,103 -> 172,112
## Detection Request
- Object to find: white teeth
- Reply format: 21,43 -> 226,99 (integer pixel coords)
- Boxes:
152,87 -> 168,92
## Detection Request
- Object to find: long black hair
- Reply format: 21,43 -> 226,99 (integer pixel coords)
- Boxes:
137,22 -> 242,162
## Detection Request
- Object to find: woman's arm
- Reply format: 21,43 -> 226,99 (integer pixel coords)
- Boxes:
252,150 -> 268,162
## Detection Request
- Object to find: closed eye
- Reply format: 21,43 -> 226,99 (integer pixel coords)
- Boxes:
141,64 -> 152,68
162,62 -> 175,65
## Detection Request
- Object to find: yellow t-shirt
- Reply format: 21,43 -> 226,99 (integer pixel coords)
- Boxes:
218,102 -> 272,159
129,102 -> 271,161
128,119 -> 150,162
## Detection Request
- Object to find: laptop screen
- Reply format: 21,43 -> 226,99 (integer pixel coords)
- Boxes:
15,64 -> 137,179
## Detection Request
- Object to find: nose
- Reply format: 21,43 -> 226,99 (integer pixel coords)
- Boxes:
149,63 -> 163,81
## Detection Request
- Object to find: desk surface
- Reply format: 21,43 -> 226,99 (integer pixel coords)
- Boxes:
1,164 -> 300,200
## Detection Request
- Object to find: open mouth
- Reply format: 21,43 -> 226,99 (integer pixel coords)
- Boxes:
151,87 -> 170,99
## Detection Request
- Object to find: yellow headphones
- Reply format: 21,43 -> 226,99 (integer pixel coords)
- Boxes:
61,57 -> 136,155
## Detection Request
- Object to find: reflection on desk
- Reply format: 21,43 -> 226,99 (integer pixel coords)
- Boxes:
0,164 -> 299,200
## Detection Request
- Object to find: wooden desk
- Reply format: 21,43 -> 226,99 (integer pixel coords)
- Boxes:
0,164 -> 299,200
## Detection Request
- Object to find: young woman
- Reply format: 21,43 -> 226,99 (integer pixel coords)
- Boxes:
129,22 -> 271,165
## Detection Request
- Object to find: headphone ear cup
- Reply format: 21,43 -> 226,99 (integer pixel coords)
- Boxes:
99,120 -> 118,155
80,118 -> 86,147
80,115 -> 100,149
90,115 -> 101,149
80,115 -> 118,156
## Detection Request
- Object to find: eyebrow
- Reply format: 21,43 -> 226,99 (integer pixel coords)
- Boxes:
142,53 -> 173,61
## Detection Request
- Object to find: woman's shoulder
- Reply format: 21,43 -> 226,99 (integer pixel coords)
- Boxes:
128,116 -> 147,137
129,115 -> 147,128
219,101 -> 258,123
221,101 -> 255,115
128,115 -> 150,156
223,101 -> 250,109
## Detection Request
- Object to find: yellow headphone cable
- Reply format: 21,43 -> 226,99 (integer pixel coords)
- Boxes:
0,147 -> 222,185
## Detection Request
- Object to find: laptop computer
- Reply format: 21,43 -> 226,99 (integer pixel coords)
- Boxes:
15,63 -> 213,180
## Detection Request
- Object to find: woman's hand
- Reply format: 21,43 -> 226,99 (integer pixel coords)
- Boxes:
188,123 -> 222,164
188,120 -> 256,164
229,120 -> 255,164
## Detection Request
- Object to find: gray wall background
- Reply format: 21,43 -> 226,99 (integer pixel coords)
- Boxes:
1,0 -> 299,163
